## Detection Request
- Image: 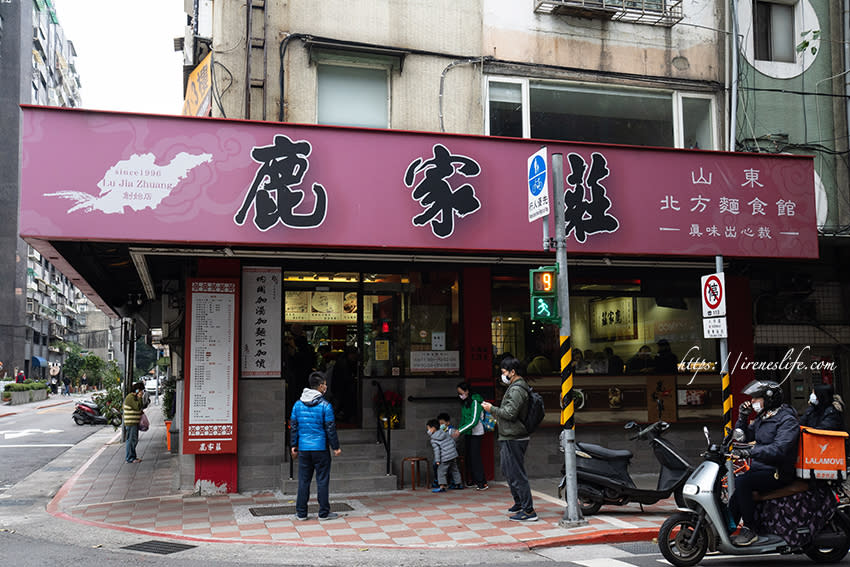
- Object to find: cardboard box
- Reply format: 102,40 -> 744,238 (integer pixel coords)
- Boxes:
795,426 -> 849,480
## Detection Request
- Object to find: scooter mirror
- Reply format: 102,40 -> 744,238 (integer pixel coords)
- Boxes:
733,428 -> 745,442
624,421 -> 637,430
703,426 -> 711,446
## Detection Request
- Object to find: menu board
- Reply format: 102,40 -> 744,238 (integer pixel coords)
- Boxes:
241,266 -> 281,378
285,291 -> 369,323
183,279 -> 239,455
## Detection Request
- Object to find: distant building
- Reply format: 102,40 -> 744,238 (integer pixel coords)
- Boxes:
0,0 -> 121,379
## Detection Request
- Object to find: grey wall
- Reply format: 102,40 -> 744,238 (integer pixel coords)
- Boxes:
237,379 -> 287,491
0,2 -> 30,376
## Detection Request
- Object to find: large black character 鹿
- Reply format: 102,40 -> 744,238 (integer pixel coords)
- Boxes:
234,135 -> 327,231
563,152 -> 619,243
404,144 -> 481,239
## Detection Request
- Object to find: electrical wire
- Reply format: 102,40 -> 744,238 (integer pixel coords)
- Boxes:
212,60 -> 233,119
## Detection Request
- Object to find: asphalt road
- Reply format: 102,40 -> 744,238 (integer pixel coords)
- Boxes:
0,396 -> 108,496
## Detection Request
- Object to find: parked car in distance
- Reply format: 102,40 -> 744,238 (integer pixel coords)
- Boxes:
145,377 -> 160,396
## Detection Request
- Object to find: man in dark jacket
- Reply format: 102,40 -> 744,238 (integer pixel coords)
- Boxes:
482,356 -> 537,522
730,380 -> 800,546
290,371 -> 341,521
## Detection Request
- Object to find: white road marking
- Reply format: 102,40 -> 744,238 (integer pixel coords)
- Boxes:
577,558 -> 639,567
0,428 -> 64,439
0,444 -> 74,448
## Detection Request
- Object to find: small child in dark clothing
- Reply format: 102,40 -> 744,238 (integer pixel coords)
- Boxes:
427,418 -> 462,493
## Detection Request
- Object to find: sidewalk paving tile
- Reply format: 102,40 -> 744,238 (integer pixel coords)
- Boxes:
47,416 -> 671,549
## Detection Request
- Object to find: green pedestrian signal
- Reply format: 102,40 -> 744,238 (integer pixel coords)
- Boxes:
529,266 -> 560,323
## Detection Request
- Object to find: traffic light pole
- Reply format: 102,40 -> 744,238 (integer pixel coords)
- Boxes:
552,153 -> 586,527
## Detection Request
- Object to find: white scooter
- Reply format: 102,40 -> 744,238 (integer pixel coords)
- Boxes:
658,426 -> 850,566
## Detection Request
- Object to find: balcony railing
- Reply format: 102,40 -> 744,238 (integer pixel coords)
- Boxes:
534,0 -> 683,27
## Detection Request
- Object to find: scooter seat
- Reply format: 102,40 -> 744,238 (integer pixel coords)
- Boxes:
753,479 -> 810,502
577,442 -> 633,460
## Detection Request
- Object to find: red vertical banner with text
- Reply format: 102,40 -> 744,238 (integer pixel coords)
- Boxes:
183,278 -> 240,455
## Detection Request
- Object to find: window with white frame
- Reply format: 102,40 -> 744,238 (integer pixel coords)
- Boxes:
317,64 -> 389,129
753,0 -> 795,62
737,0 -> 817,79
486,78 -> 716,150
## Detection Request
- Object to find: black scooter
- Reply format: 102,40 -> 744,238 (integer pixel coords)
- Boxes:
73,400 -> 122,427
560,420 -> 693,515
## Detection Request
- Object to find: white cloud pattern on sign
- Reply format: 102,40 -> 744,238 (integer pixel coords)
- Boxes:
46,152 -> 212,214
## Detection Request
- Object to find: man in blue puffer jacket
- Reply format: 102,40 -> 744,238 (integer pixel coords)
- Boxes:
290,371 -> 342,521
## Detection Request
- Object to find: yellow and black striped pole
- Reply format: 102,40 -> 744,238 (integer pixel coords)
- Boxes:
722,371 -> 733,439
560,335 -> 574,428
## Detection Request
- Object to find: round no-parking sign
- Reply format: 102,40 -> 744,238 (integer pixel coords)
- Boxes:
701,272 -> 726,317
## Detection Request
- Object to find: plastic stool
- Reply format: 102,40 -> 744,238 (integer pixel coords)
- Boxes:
401,456 -> 429,490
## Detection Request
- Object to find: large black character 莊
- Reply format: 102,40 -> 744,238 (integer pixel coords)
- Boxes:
404,144 -> 482,238
564,152 -> 619,243
234,135 -> 327,231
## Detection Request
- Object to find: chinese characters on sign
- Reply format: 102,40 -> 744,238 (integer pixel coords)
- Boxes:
527,147 -> 550,222
185,280 -> 238,454
564,152 -> 620,243
410,350 -> 460,372
241,267 -> 281,378
234,135 -> 327,231
404,144 -> 482,238
589,297 -> 637,342
661,166 -> 800,243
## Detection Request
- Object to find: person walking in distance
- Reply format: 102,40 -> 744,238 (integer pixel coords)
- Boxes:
481,356 -> 537,521
123,382 -> 146,464
290,371 -> 342,521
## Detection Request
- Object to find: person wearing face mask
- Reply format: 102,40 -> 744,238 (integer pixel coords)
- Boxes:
481,356 -> 537,521
456,381 -> 488,490
800,383 -> 845,431
728,379 -> 800,546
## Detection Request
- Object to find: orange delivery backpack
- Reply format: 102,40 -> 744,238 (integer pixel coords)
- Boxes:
795,425 -> 849,480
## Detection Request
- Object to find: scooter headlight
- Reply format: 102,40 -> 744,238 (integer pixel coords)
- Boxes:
682,483 -> 699,496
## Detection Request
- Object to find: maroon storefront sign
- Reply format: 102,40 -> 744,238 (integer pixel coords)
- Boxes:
20,106 -> 818,259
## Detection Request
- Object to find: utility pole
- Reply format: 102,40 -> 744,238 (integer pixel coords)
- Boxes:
552,153 -> 587,528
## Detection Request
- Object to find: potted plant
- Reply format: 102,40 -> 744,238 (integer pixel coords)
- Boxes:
374,389 -> 402,429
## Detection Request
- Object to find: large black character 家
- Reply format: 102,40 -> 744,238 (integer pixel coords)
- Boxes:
404,144 -> 482,238
563,152 -> 619,243
234,135 -> 327,231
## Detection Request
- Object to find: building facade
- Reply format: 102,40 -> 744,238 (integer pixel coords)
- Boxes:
731,0 -> 850,410
1,0 -> 121,380
16,0 -> 839,495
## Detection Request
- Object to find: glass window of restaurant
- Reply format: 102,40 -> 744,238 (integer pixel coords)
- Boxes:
281,268 -> 459,426
492,268 -> 719,424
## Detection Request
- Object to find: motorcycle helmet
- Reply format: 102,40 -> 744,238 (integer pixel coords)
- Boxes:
742,379 -> 783,410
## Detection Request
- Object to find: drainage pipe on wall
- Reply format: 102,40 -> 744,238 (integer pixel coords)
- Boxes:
729,0 -> 739,152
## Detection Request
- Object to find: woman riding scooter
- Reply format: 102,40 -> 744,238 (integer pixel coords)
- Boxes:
730,379 -> 800,546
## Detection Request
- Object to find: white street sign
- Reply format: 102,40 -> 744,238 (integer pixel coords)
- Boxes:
527,147 -> 550,222
703,317 -> 728,339
701,272 -> 726,318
